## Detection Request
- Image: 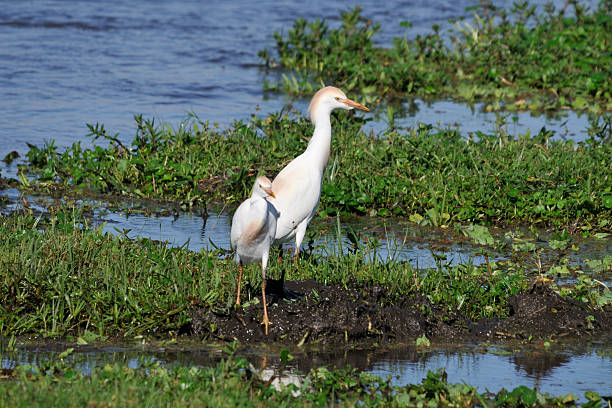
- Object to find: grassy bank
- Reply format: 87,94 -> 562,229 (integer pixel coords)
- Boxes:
0,348 -> 608,407
1,210 -> 609,339
259,2 -> 612,113
22,114 -> 612,231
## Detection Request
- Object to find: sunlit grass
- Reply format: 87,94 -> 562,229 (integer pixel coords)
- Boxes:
22,113 -> 612,230
2,209 -> 609,339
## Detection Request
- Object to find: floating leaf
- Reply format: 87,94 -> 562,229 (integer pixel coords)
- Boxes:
280,349 -> 294,364
416,335 -> 430,347
548,239 -> 569,250
461,225 -> 495,246
512,242 -> 537,252
571,96 -> 587,109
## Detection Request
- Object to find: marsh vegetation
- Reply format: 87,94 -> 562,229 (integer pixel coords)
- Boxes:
2,0 -> 611,405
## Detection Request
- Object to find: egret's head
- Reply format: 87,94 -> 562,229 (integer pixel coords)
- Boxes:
252,175 -> 275,199
308,86 -> 369,125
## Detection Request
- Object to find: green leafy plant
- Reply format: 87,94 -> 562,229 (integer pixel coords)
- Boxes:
260,2 -> 612,113
21,113 -> 612,230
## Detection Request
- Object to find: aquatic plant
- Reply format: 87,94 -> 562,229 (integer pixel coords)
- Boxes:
260,2 -> 612,113
22,113 -> 612,231
0,351 -> 605,407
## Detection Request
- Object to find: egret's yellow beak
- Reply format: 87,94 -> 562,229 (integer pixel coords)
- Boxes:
341,98 -> 369,112
261,185 -> 275,198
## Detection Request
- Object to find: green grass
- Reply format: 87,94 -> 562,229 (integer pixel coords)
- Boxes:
259,1 -> 612,113
2,210 -> 610,339
0,351 -> 606,407
0,209 -> 222,338
22,113 -> 612,231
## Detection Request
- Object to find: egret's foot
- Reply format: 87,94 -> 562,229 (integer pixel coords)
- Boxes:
265,278 -> 304,303
261,315 -> 270,336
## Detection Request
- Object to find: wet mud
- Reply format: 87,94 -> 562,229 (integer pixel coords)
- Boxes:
190,280 -> 611,345
0,178 -> 18,190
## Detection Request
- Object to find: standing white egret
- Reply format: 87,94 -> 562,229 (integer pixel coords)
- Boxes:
231,175 -> 279,335
272,86 -> 369,282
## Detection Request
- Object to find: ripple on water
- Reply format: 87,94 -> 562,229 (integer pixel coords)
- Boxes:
0,0 -> 602,163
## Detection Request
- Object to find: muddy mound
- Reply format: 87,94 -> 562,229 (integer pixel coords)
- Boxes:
473,282 -> 611,339
190,280 -> 611,345
190,280 -> 453,344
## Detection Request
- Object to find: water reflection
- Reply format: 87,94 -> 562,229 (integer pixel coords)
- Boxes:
2,340 -> 611,398
364,342 -> 612,397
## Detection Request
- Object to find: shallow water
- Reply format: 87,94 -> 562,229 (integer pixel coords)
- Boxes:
2,339 -> 611,399
393,99 -> 592,140
2,188 -> 611,279
370,342 -> 612,396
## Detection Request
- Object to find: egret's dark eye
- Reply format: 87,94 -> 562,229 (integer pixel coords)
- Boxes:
335,97 -> 341,101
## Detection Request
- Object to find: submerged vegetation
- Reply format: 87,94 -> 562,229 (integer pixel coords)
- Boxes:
2,351 -> 608,407
259,1 -> 612,113
22,113 -> 612,231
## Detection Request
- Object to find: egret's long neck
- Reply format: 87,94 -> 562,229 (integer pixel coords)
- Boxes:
306,110 -> 332,173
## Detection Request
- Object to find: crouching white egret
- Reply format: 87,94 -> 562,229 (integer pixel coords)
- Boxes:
230,175 -> 279,335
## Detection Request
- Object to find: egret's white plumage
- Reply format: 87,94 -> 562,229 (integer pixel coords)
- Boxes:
272,86 -> 369,262
230,175 -> 279,335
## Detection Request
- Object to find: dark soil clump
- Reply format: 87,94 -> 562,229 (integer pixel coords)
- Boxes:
190,280 -> 611,345
473,282 -> 610,339
0,177 -> 18,190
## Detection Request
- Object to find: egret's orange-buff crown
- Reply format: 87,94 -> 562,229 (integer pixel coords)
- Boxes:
307,86 -> 369,125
